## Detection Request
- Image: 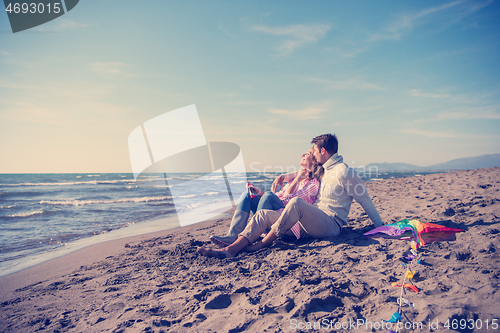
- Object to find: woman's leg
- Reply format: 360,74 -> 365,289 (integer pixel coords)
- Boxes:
235,191 -> 261,214
210,191 -> 260,247
256,191 -> 285,211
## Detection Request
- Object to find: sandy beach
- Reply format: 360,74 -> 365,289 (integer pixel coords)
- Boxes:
1,167 -> 499,333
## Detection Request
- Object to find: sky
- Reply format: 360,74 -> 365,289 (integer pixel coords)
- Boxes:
0,0 -> 499,173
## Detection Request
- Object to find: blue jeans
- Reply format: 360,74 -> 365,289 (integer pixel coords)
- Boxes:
235,191 -> 285,215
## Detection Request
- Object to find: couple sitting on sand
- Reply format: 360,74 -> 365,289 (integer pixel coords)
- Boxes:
197,133 -> 384,258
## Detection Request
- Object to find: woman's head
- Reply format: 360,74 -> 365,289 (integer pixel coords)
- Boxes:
300,148 -> 324,181
299,148 -> 315,170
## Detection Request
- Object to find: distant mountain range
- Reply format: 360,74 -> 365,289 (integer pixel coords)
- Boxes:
363,154 -> 500,171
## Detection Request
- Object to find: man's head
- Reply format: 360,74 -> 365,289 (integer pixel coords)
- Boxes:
311,133 -> 338,165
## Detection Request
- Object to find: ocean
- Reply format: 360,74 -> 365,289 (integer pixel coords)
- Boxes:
0,170 -> 442,276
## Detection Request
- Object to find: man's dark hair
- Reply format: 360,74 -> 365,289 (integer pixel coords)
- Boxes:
311,133 -> 338,155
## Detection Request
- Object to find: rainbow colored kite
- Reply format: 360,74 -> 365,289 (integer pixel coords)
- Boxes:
363,219 -> 464,249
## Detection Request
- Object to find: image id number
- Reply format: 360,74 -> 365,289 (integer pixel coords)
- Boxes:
6,2 -> 62,14
444,319 -> 499,330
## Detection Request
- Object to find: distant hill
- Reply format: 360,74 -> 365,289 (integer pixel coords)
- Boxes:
364,154 -> 500,171
364,162 -> 425,171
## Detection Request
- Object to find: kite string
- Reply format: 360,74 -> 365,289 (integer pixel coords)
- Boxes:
396,273 -> 407,333
396,245 -> 417,333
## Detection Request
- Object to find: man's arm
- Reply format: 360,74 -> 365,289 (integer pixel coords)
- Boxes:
344,169 -> 383,227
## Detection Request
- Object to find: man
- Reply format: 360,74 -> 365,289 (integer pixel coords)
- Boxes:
197,133 -> 383,258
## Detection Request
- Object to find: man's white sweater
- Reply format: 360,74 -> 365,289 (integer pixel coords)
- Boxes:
314,153 -> 383,227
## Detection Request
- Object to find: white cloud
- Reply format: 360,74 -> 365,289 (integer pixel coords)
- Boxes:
268,106 -> 327,120
54,19 -> 89,31
250,23 -> 332,56
0,80 -> 33,90
308,77 -> 385,91
368,0 -> 492,42
399,128 -> 499,139
89,62 -> 126,76
326,46 -> 367,59
38,19 -> 89,32
437,106 -> 500,120
0,99 -> 68,126
226,100 -> 272,106
409,89 -> 451,99
398,128 -> 460,138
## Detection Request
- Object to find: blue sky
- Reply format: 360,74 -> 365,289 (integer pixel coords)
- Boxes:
1,0 -> 499,173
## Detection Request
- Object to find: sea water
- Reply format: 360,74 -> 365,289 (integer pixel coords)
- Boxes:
0,172 -> 271,276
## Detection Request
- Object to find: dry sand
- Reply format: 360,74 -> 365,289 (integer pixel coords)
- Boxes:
1,167 -> 499,333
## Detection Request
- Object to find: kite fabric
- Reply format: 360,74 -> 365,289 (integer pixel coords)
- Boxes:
363,219 -> 464,248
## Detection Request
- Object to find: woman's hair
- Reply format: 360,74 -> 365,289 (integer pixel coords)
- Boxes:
308,156 -> 324,181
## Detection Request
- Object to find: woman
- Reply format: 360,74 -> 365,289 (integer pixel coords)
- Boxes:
209,148 -> 324,247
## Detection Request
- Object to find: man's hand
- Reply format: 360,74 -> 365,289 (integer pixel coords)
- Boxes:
271,175 -> 284,192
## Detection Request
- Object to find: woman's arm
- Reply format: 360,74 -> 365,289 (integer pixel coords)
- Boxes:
282,169 -> 308,196
279,177 -> 320,206
271,171 -> 299,192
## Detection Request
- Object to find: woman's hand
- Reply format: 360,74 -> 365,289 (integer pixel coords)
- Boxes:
247,183 -> 264,197
295,168 -> 309,181
283,169 -> 309,196
271,175 -> 284,192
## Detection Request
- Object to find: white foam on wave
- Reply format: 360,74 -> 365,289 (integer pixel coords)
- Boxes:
40,196 -> 172,206
97,180 -> 136,185
2,178 -> 137,187
174,194 -> 196,199
251,179 -> 268,183
2,180 -> 98,186
7,209 -> 44,218
201,192 -> 218,196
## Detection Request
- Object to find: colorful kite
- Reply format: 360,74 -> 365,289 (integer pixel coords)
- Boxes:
363,219 -> 464,249
365,219 -> 465,331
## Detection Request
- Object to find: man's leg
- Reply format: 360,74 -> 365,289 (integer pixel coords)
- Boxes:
271,197 -> 340,238
198,210 -> 281,258
239,209 -> 282,243
198,235 -> 250,258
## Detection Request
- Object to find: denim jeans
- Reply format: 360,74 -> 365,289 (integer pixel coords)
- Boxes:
257,191 -> 285,211
235,191 -> 284,215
